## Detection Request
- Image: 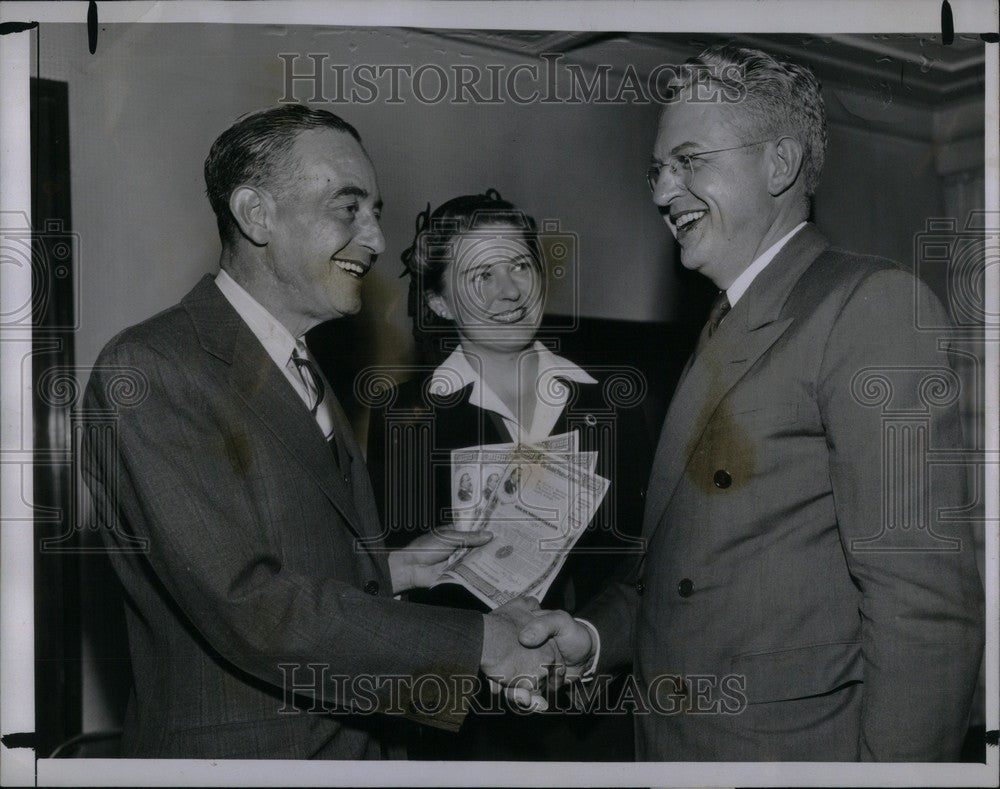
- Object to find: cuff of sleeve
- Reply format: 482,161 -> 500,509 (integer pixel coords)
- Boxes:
574,617 -> 600,682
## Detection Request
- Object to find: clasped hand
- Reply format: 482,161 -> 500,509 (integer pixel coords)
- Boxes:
480,597 -> 597,710
388,532 -> 597,711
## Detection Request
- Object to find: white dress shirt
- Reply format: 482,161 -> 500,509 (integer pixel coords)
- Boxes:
725,221 -> 806,306
214,270 -> 335,440
428,341 -> 596,444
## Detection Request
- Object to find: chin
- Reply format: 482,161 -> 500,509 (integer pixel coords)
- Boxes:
678,250 -> 708,273
332,300 -> 362,318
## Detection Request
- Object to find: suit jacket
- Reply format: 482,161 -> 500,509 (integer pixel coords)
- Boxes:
584,224 -> 984,761
366,367 -> 651,761
81,276 -> 484,759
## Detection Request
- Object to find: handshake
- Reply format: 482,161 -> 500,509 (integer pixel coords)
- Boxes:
389,527 -> 598,708
479,597 -> 597,710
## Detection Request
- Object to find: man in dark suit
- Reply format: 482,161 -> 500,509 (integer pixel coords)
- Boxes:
522,44 -> 984,761
81,105 -> 560,759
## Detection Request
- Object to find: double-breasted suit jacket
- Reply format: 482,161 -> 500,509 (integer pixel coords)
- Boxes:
584,224 -> 984,761
82,276 -> 484,759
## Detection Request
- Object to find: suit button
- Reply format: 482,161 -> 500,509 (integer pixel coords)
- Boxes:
635,580 -> 645,596
713,469 -> 731,489
639,485 -> 647,501
364,580 -> 379,595
677,578 -> 694,598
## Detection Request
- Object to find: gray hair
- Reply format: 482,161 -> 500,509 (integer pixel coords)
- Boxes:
677,44 -> 827,196
204,104 -> 363,245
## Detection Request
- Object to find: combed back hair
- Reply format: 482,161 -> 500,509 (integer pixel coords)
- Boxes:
400,190 -> 541,361
678,44 -> 827,196
204,104 -> 362,245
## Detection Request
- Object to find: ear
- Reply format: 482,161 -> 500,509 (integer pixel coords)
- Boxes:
767,136 -> 804,197
426,292 -> 453,320
229,185 -> 272,246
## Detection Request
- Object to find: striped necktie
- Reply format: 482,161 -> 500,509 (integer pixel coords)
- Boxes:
291,346 -> 325,415
291,345 -> 342,468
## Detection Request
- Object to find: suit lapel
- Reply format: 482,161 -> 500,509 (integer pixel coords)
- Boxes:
182,277 -> 371,544
325,392 -> 384,543
643,225 -> 830,536
643,314 -> 793,530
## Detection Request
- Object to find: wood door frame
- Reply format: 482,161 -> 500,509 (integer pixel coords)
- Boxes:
31,76 -> 81,758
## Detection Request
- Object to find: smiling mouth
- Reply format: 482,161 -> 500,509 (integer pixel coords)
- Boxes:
670,209 -> 708,233
332,257 -> 371,279
488,306 -> 528,324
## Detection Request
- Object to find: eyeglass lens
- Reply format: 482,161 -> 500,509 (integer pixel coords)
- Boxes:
646,158 -> 693,191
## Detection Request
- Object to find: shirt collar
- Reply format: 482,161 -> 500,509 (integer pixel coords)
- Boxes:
726,221 -> 807,307
428,341 -> 596,421
215,269 -> 302,369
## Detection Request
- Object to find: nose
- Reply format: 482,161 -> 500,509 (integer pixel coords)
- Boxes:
495,268 -> 522,302
650,167 -> 687,207
358,210 -> 386,256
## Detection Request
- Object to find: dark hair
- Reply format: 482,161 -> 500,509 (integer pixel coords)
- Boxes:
204,104 -> 363,245
400,190 -> 541,362
675,44 -> 827,196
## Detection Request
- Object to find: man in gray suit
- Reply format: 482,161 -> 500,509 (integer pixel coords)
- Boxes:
82,105 -> 557,759
522,44 -> 984,761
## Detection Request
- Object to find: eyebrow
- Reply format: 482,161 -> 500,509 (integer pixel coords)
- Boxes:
463,254 -> 533,274
650,142 -> 703,164
326,185 -> 383,210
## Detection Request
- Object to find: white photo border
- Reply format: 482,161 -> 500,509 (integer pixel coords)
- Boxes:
1,1 -> 997,787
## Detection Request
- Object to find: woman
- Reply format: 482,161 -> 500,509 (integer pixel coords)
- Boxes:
367,191 -> 651,761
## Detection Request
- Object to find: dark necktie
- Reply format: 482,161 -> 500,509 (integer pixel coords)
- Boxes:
694,290 -> 731,355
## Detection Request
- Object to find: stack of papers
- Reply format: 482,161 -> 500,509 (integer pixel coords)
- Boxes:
430,432 -> 610,609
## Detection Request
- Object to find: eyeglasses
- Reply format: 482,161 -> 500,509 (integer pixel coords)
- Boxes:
646,139 -> 771,191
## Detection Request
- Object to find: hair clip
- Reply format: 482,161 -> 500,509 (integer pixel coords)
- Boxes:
415,202 -> 432,234
400,201 -> 433,277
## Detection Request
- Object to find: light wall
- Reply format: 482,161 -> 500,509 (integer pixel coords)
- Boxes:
38,23 -> 674,380
40,23 -> 968,377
